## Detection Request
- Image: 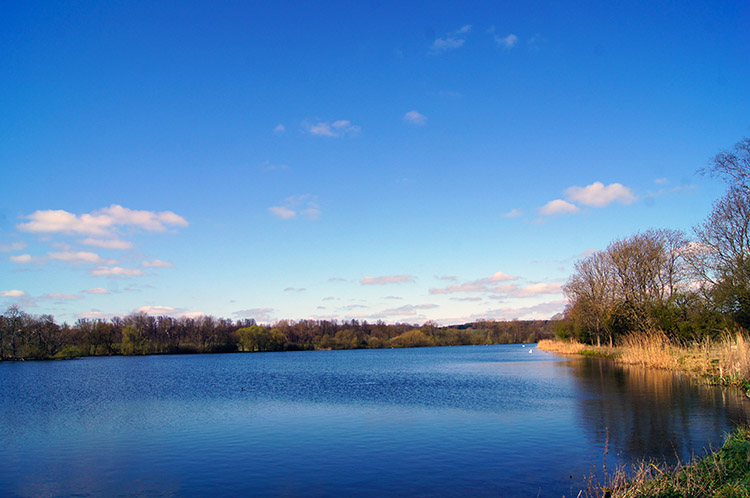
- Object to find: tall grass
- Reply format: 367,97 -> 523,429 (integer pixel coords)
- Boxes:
601,427 -> 750,497
618,331 -> 679,370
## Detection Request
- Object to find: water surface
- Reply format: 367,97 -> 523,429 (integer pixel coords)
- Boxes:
1,345 -> 748,497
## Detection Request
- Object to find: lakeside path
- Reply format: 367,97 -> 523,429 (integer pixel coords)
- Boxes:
538,337 -> 750,497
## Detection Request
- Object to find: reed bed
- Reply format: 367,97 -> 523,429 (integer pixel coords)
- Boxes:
537,339 -> 590,355
542,330 -> 750,388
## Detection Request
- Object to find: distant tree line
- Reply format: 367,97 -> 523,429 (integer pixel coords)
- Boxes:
559,137 -> 750,345
0,306 -> 555,361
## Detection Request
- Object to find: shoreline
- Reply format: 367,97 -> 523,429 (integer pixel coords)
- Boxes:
538,336 -> 750,497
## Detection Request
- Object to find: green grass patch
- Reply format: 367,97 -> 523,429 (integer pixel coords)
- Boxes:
608,427 -> 750,497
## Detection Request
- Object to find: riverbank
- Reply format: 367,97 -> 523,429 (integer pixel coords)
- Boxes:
538,331 -> 750,394
539,333 -> 750,497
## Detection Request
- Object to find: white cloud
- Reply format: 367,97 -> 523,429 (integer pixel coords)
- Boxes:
283,287 -> 306,292
431,25 -> 472,53
304,120 -> 360,137
565,182 -> 636,207
141,259 -> 174,268
0,289 -> 26,297
274,124 -> 286,134
503,208 -> 523,218
182,311 -> 206,319
495,33 -> 518,49
539,199 -> 580,216
269,195 -> 321,220
18,205 -> 188,236
654,178 -> 669,185
360,274 -> 416,285
49,251 -> 114,265
429,271 -> 518,295
269,206 -> 296,219
474,300 -> 567,321
233,308 -> 275,322
89,266 -> 145,277
80,238 -> 133,250
135,305 -> 180,315
0,242 -> 26,252
404,110 -> 427,125
512,282 -> 563,298
83,288 -> 111,295
9,254 -> 33,264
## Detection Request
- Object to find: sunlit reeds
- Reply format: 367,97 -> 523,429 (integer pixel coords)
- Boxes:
537,339 -> 588,355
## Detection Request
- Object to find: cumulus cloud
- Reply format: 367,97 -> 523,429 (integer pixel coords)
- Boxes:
494,33 -> 518,49
274,124 -> 286,134
539,199 -> 580,216
431,25 -> 472,53
360,274 -> 416,285
141,260 -> 174,268
269,195 -> 321,220
429,271 -> 518,295
9,254 -> 33,264
233,308 -> 275,322
49,251 -> 114,265
89,266 -> 145,277
512,283 -> 563,298
0,289 -> 26,297
80,238 -> 133,250
404,110 -> 427,125
83,288 -> 111,295
503,208 -> 523,218
0,242 -> 26,252
565,182 -> 636,207
134,305 -> 181,316
18,205 -> 188,237
304,120 -> 360,137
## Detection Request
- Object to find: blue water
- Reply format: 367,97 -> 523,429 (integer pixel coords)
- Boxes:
1,345 -> 748,497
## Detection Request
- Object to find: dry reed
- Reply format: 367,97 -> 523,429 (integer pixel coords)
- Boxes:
536,339 -> 589,355
617,331 -> 679,370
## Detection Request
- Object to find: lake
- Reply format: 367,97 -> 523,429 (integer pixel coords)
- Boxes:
1,344 -> 748,497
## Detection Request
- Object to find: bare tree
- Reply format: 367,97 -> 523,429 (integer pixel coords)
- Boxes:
703,137 -> 750,194
692,187 -> 750,326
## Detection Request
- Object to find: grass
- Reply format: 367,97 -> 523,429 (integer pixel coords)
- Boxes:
537,339 -> 620,358
593,427 -> 750,497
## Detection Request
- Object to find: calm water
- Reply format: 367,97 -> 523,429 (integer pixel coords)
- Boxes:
1,345 -> 748,497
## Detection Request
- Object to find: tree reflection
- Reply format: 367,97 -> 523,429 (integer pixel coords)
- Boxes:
559,357 -> 750,464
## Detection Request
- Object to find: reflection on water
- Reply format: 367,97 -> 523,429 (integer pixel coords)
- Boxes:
560,357 -> 750,465
0,346 -> 748,497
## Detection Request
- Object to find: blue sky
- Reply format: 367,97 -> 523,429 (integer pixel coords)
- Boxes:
1,1 -> 748,325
